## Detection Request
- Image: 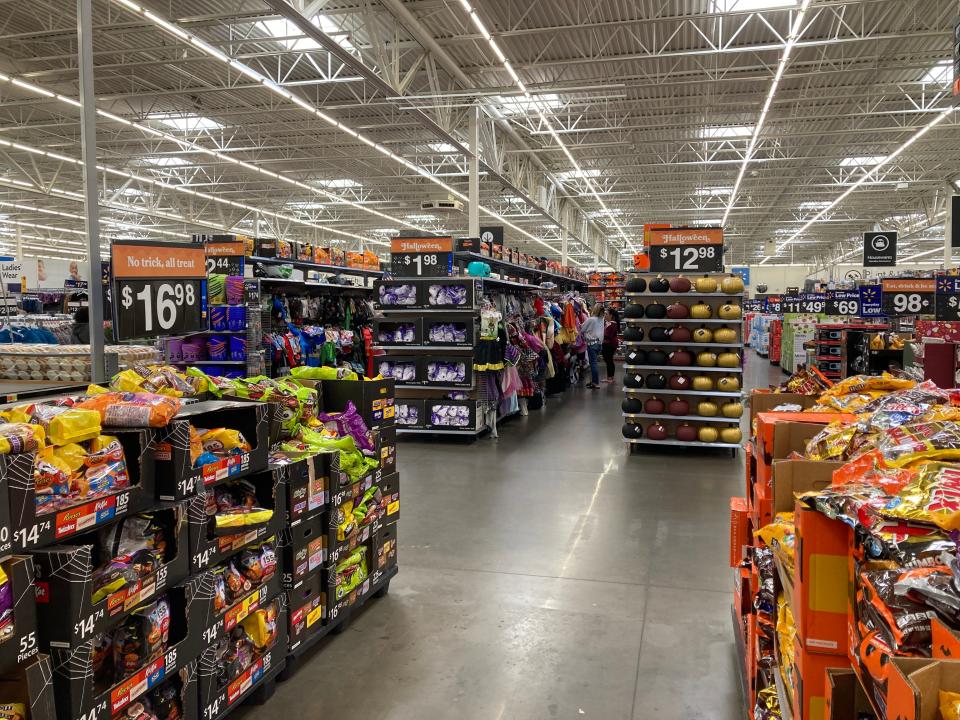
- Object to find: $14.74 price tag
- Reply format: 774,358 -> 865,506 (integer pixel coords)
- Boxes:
647,227 -> 724,273
881,278 -> 935,317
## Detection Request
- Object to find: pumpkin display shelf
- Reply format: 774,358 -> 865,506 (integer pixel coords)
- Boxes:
620,271 -> 745,457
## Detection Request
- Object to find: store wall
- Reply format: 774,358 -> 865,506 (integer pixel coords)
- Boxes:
730,261 -> 945,293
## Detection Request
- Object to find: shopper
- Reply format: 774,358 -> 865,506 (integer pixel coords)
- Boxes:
601,308 -> 619,384
70,307 -> 89,344
579,304 -> 605,389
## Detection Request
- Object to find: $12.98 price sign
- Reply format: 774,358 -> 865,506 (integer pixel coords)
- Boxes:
390,237 -> 453,277
881,278 -> 935,317
647,227 -> 724,273
111,241 -> 207,341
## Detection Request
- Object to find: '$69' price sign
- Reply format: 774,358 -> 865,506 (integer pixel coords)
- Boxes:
115,279 -> 205,340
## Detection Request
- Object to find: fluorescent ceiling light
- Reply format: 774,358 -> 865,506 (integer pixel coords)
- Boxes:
711,0 -> 798,10
555,168 -> 600,181
138,156 -> 190,167
257,15 -> 355,52
425,142 -> 458,153
699,125 -> 754,139
148,114 -> 223,131
923,60 -> 952,86
798,201 -> 831,210
372,228 -> 397,234
314,178 -> 359,189
496,93 -> 562,116
694,186 -> 733,197
839,156 -> 885,167
116,188 -> 151,197
405,214 -> 436,221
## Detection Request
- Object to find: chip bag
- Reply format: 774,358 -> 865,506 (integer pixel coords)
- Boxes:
941,691 -> 960,720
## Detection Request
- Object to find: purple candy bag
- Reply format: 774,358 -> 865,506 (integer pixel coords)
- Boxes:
316,401 -> 373,451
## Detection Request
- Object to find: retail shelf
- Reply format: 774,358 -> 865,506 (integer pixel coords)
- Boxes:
589,284 -> 624,290
395,383 -> 475,390
624,318 -> 742,324
623,412 -> 742,424
250,255 -> 383,277
622,387 -> 743,398
182,329 -> 246,336
480,276 -> 537,289
623,437 -> 742,449
815,340 -> 841,346
625,292 -> 744,299
172,360 -> 247,365
398,427 -> 486,436
623,364 -> 743,373
454,251 -> 587,287
731,605 -> 749,713
380,307 -> 476,313
622,341 -> 743,348
259,276 -> 373,290
373,344 -> 472,351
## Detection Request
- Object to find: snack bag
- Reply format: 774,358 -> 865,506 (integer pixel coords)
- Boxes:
0,423 -> 44,455
31,405 -> 101,445
0,566 -> 12,639
199,428 -> 250,454
239,603 -> 277,649
113,598 -> 170,679
805,422 -> 859,461
0,705 -> 26,720
874,421 -> 960,467
941,691 -> 960,720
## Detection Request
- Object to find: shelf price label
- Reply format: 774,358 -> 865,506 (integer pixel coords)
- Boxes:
111,241 -> 207,341
390,237 -> 453,277
765,295 -> 783,313
936,275 -> 960,321
782,293 -> 827,314
203,241 -> 245,276
881,278 -> 935,317
826,290 -> 860,316
647,227 -> 723,273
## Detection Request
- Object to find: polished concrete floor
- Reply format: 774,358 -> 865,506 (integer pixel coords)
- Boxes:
239,352 -> 784,720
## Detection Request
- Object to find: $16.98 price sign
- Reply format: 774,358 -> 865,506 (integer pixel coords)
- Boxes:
881,278 -> 935,317
390,237 -> 453,277
647,227 -> 724,273
111,241 -> 207,341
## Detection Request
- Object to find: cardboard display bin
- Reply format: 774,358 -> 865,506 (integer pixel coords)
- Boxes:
422,357 -> 473,388
280,513 -> 325,589
150,401 -> 270,501
425,399 -> 479,430
3,429 -> 155,551
0,557 -> 38,675
374,356 -> 423,387
373,317 -> 422,346
287,573 -> 325,652
374,278 -> 477,311
749,390 -> 817,428
319,378 -> 395,429
33,502 -> 190,649
378,425 -> 397,475
422,314 -> 475,347
0,653 -> 57,720
324,472 -> 397,568
394,399 -> 425,429
277,455 -> 327,526
825,668 -> 873,720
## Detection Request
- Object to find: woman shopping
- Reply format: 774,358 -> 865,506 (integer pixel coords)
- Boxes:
601,308 -> 619,384
579,304 -> 605,389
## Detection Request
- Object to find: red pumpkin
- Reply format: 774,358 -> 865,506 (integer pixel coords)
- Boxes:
646,422 -> 668,441
669,275 -> 692,293
669,350 -> 693,366
668,326 -> 692,342
675,423 -> 698,442
644,397 -> 666,414
668,373 -> 691,391
666,303 -> 690,320
668,397 -> 690,416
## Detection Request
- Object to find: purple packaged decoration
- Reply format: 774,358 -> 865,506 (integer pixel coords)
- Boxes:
209,305 -> 228,331
429,322 -> 466,343
431,404 -> 470,427
225,275 -> 245,305
167,338 -> 183,362
427,361 -> 466,383
204,365 -> 223,376
181,339 -> 206,361
396,403 -> 419,426
428,284 -> 467,306
0,570 -> 12,629
378,323 -> 415,344
227,305 -> 246,331
379,284 -> 417,306
229,336 -> 247,361
316,401 -> 373,451
378,360 -> 417,382
207,336 -> 228,361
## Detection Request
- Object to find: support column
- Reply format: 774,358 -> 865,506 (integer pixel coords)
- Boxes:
14,226 -> 21,260
77,0 -> 104,382
468,105 -> 480,238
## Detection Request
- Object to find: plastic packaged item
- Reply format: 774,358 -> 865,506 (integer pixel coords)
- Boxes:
0,422 -> 44,455
207,275 -> 227,306
27,405 -> 101,446
333,546 -> 368,599
0,566 -> 12,639
378,284 -> 416,306
873,421 -> 960,467
199,428 -> 251,455
426,361 -> 466,383
315,402 -> 373,451
207,337 -> 228,362
77,392 -> 181,428
0,705 -> 27,720
941,691 -> 960,720
91,513 -> 168,603
428,284 -> 467,306
113,598 -> 171,679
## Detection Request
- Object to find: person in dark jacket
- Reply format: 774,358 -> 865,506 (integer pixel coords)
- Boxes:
601,308 -> 619,384
71,307 -> 90,344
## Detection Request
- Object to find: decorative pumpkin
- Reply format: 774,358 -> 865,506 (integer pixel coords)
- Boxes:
696,352 -> 718,367
697,401 -> 719,417
623,327 -> 645,342
625,349 -> 647,366
646,422 -> 669,441
668,373 -> 691,391
690,302 -> 712,319
646,373 -> 667,389
693,326 -> 714,343
716,375 -> 740,392
669,326 -> 692,342
669,350 -> 693,366
645,302 -> 667,319
624,303 -> 646,319
668,397 -> 690,416
649,275 -> 670,293
622,423 -> 644,439
720,426 -> 743,444
698,426 -> 720,443
622,398 -> 644,414
647,349 -> 668,365
625,276 -> 647,293
692,375 -> 714,391
625,372 -> 645,389
721,273 -> 745,294
713,326 -> 738,344
675,423 -> 698,442
695,274 -> 718,293
718,303 -> 742,320
721,401 -> 744,419
717,352 -> 741,368
644,397 -> 666,414
649,327 -> 671,343
666,302 -> 690,320
669,275 -> 692,293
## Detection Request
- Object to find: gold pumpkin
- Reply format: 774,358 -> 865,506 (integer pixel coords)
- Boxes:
698,426 -> 720,443
721,401 -> 744,418
721,274 -> 745,294
720,426 -> 743,444
716,375 -> 741,392
717,352 -> 741,368
695,274 -> 718,293
693,327 -> 714,343
690,302 -> 712,319
713,326 -> 738,344
697,401 -> 719,417
692,375 -> 714,391
697,352 -> 718,367
718,304 -> 742,320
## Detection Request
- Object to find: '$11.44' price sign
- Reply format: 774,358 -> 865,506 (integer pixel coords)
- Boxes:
647,227 -> 724,273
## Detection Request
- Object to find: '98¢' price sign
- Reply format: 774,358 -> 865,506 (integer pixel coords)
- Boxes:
881,278 -> 935,317
647,227 -> 724,273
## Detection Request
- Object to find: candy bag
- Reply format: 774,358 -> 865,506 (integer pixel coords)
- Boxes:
873,421 -> 960,467
77,392 -> 181,428
199,428 -> 250,454
941,691 -> 960,720
0,423 -> 44,455
0,566 -> 12,638
315,401 -> 372,451
805,422 -> 859,461
0,705 -> 26,720
30,405 -> 101,446
240,603 -> 277,649
113,598 -> 170,679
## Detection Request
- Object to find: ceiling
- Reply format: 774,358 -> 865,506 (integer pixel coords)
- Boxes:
0,0 -> 956,270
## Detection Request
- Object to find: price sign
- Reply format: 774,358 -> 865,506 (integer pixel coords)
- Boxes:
647,227 -> 723,273
782,293 -> 827,314
743,299 -> 764,312
111,241 -> 207,341
859,285 -> 883,317
881,278 -> 935,317
826,290 -> 860,316
936,275 -> 960,321
766,295 -> 783,313
204,241 -> 244,276
390,237 -> 453,277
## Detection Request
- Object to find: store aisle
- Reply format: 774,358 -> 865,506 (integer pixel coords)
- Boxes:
244,356 -> 783,720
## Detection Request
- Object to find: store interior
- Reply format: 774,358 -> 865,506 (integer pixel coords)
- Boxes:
0,1 -> 958,719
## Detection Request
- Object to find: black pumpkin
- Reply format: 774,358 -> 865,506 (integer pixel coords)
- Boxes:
623,327 -> 645,342
646,372 -> 667,389
624,303 -> 646,319
625,277 -> 647,293
649,327 -> 671,343
622,398 -> 644,414
624,372 -> 646,389
645,302 -> 667,319
650,275 -> 670,293
622,423 -> 644,440
647,349 -> 668,365
625,349 -> 647,365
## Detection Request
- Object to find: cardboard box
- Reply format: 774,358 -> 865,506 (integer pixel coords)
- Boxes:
749,390 -> 817,428
379,472 -> 399,526
792,637 -> 850,720
729,497 -> 749,568
374,520 -> 398,574
825,668 -> 873,720
327,547 -> 397,622
395,399 -> 425,429
754,458 -> 842,528
280,512 -> 325,589
422,314 -> 475,347
319,378 -> 395,429
0,557 -> 38,674
3,430 -> 155,551
378,425 -> 397,475
278,455 -> 328,526
150,401 -> 270,501
373,317 -> 423,346
33,503 -> 190,649
933,617 -> 960,660
795,499 -> 849,655
287,572 -> 325,652
0,653 -> 57,720
886,658 -> 960,720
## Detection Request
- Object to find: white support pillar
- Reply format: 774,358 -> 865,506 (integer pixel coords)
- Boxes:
14,226 -> 21,260
77,0 -> 105,382
468,105 -> 480,238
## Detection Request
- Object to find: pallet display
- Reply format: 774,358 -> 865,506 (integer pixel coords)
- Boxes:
620,271 -> 745,455
811,322 -> 901,381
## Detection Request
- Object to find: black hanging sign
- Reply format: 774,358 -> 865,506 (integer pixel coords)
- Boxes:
863,231 -> 898,267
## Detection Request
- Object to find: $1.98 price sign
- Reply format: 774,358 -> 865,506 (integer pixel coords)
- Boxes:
111,241 -> 207,341
390,237 -> 453,277
881,278 -> 935,317
647,227 -> 724,273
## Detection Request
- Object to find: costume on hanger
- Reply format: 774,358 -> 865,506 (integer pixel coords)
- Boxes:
474,304 -> 506,371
